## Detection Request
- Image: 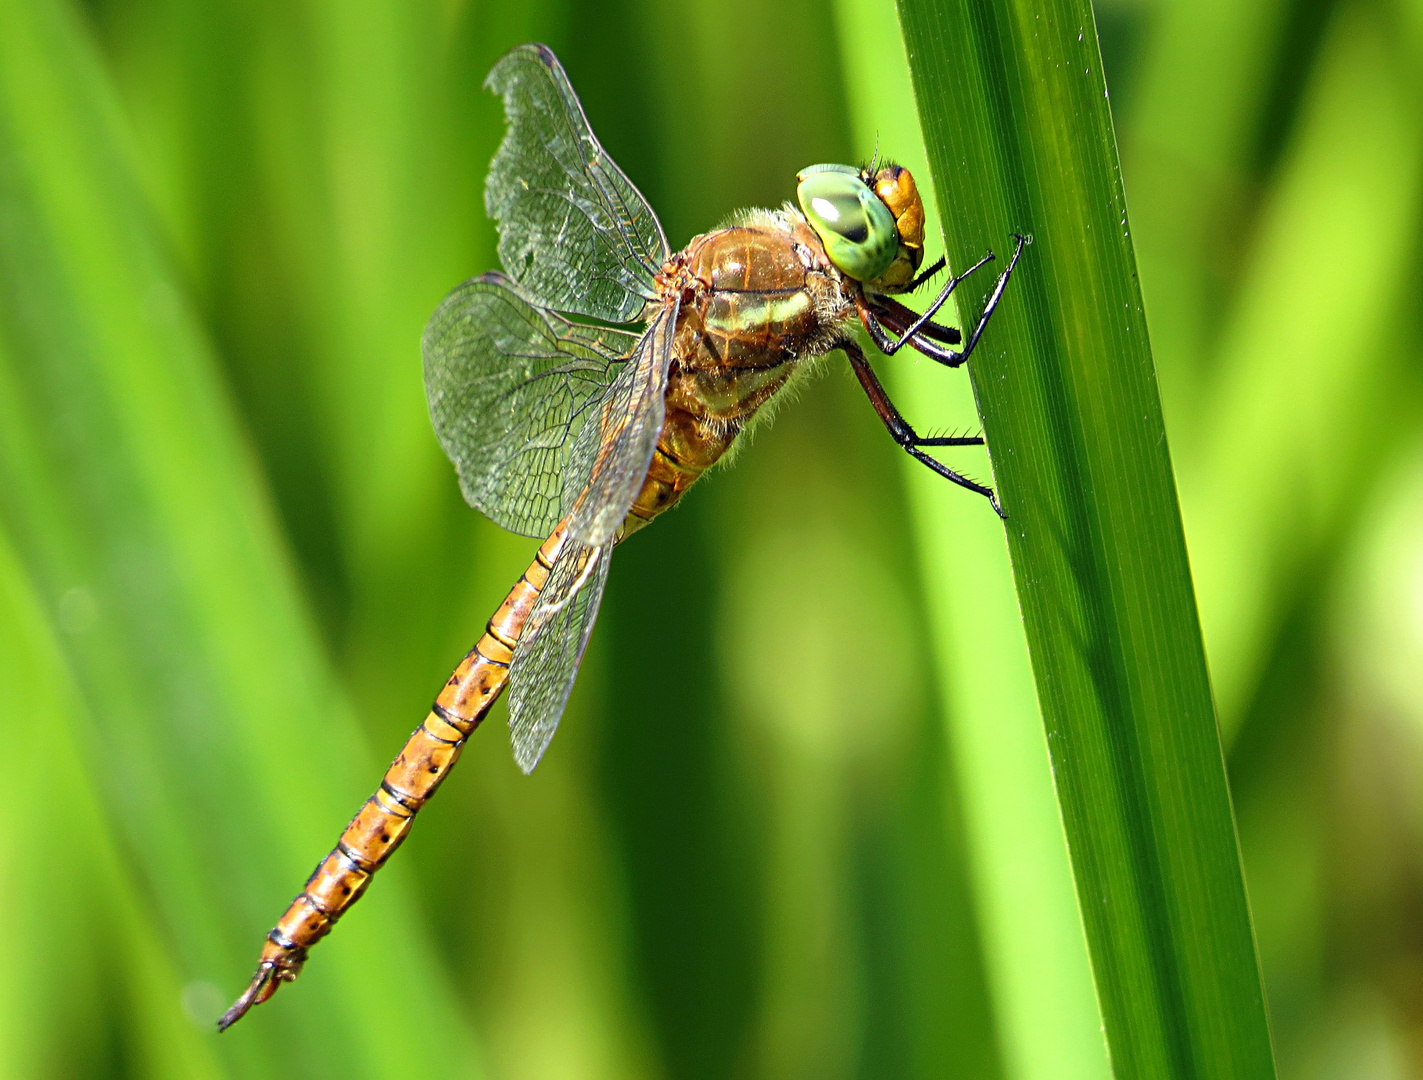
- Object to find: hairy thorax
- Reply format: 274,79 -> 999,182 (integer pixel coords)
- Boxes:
622,208 -> 854,534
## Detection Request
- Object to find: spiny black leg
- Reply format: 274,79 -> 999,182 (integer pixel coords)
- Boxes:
907,256 -> 946,293
869,249 -> 996,357
860,299 -> 965,366
955,232 -> 1030,360
870,294 -> 961,345
918,434 -> 984,447
843,339 -> 1004,517
906,447 -> 1002,517
863,233 -> 1030,367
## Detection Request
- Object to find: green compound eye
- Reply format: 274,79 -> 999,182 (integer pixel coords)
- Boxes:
796,165 -> 899,283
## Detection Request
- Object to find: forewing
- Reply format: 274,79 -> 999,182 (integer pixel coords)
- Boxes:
423,272 -> 641,538
508,538 -> 612,773
485,43 -> 669,324
565,297 -> 679,546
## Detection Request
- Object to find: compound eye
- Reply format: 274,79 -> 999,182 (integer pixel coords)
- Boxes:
808,189 -> 870,242
796,168 -> 898,282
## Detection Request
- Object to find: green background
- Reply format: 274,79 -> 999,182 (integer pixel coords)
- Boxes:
0,0 -> 1419,1076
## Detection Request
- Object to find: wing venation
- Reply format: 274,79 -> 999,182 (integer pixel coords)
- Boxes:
508,538 -> 612,773
485,43 -> 669,324
504,298 -> 679,769
423,272 -> 640,538
565,298 -> 679,546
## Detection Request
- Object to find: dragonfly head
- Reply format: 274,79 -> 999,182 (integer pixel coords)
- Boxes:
796,162 -> 926,294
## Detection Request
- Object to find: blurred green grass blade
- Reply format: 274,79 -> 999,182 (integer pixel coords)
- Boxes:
714,399 -> 1004,1080
896,1 -> 1277,1076
831,3 -> 1109,1079
228,0 -> 494,730
1124,0 -> 1297,427
0,0 -> 469,1073
0,524 -> 224,1080
1179,3 -> 1423,738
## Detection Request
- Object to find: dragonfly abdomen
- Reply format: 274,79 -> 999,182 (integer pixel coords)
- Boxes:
619,406 -> 733,534
219,523 -> 569,1030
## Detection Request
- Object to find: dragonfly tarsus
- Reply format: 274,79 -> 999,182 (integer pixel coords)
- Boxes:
843,338 -> 1004,517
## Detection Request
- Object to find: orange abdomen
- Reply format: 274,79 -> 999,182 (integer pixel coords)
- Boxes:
219,523 -> 568,1029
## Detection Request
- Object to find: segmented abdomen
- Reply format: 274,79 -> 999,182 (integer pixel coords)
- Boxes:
219,522 -> 569,1029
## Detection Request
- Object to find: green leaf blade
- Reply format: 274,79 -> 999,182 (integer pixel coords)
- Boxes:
897,1 -> 1277,1076
0,0 -> 469,1071
832,2 -> 1111,1078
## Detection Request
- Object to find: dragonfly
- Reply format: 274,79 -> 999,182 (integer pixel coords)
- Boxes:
219,42 -> 1026,1030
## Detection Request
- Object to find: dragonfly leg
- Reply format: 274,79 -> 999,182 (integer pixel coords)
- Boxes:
843,339 -> 1004,517
860,233 -> 1029,367
859,248 -> 996,360
860,305 -> 961,365
869,293 -> 962,346
906,255 -> 947,293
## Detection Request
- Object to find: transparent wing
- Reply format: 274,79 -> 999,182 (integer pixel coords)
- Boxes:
485,43 -> 669,324
423,272 -> 642,539
565,297 -> 679,546
505,298 -> 679,770
508,537 -> 612,774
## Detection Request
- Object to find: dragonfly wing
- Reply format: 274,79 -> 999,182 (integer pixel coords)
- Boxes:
485,43 -> 669,324
423,272 -> 642,538
565,297 -> 679,546
508,537 -> 613,773
506,298 -> 679,769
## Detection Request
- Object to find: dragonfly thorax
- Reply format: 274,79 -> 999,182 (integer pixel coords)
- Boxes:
669,207 -> 854,385
621,208 -> 855,535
